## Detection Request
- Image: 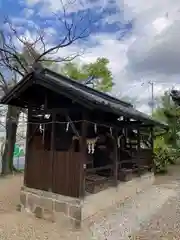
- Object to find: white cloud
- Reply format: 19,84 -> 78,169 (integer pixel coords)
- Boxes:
26,0 -> 41,6
23,8 -> 34,18
20,30 -> 130,78
25,0 -> 110,15
152,17 -> 171,34
112,0 -> 180,111
79,34 -> 133,76
123,0 -> 180,76
18,0 -> 180,114
138,104 -> 150,114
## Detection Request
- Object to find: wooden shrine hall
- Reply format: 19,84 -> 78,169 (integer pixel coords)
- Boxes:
0,67 -> 168,226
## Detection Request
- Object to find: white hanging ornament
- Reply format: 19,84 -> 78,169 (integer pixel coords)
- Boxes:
118,137 -> 120,148
94,124 -> 97,133
43,124 -> 45,144
91,141 -> 95,154
87,142 -> 91,154
87,138 -> 97,154
40,124 -> 43,133
39,124 -> 45,144
118,135 -> 123,148
66,122 -> 70,132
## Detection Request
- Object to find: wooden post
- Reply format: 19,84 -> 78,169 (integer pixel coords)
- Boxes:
150,127 -> 155,172
113,130 -> 118,187
137,127 -> 141,176
24,103 -> 32,186
79,113 -> 87,198
50,111 -> 56,191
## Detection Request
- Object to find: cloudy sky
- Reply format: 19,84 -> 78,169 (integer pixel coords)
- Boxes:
1,0 -> 180,114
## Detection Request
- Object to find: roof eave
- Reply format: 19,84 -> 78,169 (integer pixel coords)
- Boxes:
0,68 -> 168,129
0,73 -> 33,105
42,68 -> 133,108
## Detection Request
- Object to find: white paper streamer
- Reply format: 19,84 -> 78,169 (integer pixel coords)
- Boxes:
94,124 -> 97,133
66,122 -> 70,132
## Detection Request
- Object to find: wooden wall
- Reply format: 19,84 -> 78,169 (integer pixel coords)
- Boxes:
23,107 -> 153,198
24,130 -> 83,198
25,148 -> 83,198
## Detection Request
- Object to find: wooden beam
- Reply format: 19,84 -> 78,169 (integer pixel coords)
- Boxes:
113,131 -> 118,187
91,118 -> 150,130
86,165 -> 113,173
30,111 -> 153,130
79,112 -> 88,198
137,128 -> 141,176
31,107 -> 85,115
24,103 -> 32,186
50,111 -> 56,191
150,127 -> 155,173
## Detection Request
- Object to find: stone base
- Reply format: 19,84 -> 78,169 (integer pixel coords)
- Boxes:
19,172 -> 154,229
19,187 -> 82,228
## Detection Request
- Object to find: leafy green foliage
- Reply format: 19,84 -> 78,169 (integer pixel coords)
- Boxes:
154,137 -> 170,173
60,58 -> 113,92
153,91 -> 180,173
153,91 -> 180,149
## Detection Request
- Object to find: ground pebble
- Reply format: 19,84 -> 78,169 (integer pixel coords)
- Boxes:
1,166 -> 180,240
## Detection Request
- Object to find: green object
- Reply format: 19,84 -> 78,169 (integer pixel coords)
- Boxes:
13,144 -> 25,157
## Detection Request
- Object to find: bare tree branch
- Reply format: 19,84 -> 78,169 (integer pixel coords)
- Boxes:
0,1 -> 94,80
0,0 -> 96,174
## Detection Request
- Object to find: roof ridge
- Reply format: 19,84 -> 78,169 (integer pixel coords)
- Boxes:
42,68 -> 133,108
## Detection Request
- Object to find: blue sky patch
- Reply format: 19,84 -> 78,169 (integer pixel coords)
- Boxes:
0,0 -> 132,49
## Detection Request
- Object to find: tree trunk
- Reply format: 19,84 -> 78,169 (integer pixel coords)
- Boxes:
1,105 -> 20,175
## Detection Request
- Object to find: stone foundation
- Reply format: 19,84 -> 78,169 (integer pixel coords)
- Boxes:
19,186 -> 82,228
18,172 -> 154,229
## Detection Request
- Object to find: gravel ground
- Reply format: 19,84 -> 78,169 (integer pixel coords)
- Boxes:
131,190 -> 180,239
89,165 -> 180,239
130,166 -> 180,240
0,174 -> 82,240
0,174 -> 23,213
0,166 -> 180,240
89,185 -> 177,240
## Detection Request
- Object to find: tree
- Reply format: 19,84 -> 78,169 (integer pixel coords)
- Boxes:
60,58 -> 113,92
153,91 -> 180,149
152,90 -> 180,171
0,2 -> 94,175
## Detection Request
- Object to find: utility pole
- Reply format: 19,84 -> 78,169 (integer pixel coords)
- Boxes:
141,80 -> 155,115
148,81 -> 154,115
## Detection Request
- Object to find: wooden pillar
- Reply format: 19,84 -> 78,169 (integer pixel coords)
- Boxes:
137,127 -> 141,176
50,111 -> 56,191
150,127 -> 155,172
113,130 -> 118,187
79,114 -> 87,198
24,104 -> 32,186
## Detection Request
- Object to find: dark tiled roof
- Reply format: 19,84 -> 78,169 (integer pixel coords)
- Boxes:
0,67 -> 168,128
43,68 -> 133,108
